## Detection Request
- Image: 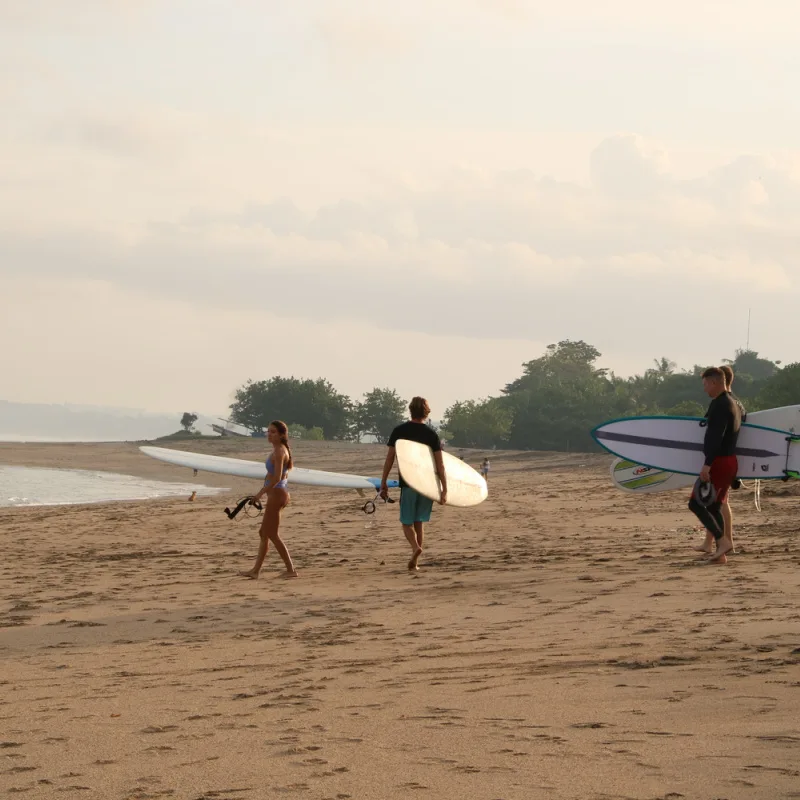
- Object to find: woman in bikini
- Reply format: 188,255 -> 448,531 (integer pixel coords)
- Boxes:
241,420 -> 298,579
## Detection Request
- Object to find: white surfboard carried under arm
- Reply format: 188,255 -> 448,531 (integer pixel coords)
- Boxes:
139,446 -> 400,491
394,439 -> 488,507
593,416 -> 800,481
609,404 -> 800,493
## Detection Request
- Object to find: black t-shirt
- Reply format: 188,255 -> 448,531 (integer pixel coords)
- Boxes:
387,421 -> 442,487
703,391 -> 742,466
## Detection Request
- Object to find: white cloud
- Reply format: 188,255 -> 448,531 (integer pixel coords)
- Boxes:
3,0 -> 800,416
465,0 -> 798,39
0,275 -> 547,416
2,132 -> 798,358
315,13 -> 415,67
0,0 -> 152,30
4,126 -> 798,414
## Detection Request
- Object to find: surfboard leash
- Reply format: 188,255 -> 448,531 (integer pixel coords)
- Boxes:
735,478 -> 762,512
781,433 -> 800,482
224,496 -> 264,521
362,492 -> 395,515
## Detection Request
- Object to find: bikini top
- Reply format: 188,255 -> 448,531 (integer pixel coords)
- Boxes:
266,452 -> 289,478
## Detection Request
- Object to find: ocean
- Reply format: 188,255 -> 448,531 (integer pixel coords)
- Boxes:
0,465 -> 225,508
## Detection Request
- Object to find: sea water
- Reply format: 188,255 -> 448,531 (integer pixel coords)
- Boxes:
0,465 -> 225,508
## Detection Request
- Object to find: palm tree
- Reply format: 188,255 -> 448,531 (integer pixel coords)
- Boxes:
646,357 -> 677,382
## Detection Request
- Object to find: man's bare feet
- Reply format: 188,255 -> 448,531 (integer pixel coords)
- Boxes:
707,538 -> 733,564
282,569 -> 299,578
693,546 -> 714,554
241,570 -> 259,580
408,548 -> 422,571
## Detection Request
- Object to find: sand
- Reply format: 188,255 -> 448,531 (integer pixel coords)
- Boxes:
1,439 -> 799,800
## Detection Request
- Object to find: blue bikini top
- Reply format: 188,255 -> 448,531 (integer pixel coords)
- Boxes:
266,452 -> 289,478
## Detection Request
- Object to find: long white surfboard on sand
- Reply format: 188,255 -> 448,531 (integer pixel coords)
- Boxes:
139,446 -> 399,490
394,440 -> 488,507
593,416 -> 800,481
609,404 -> 800,493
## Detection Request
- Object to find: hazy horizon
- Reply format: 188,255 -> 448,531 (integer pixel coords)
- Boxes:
2,0 -> 798,418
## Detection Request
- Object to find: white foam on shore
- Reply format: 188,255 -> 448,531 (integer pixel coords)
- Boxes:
0,465 -> 225,508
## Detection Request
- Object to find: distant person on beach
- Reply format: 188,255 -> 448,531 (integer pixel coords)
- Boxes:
480,458 -> 490,483
380,397 -> 447,572
695,365 -> 746,558
688,368 -> 741,565
241,420 -> 298,579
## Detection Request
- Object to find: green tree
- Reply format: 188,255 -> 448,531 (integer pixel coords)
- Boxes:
724,349 -> 780,382
502,340 -> 633,451
180,412 -> 198,432
432,342 -> 787,454
665,400 -> 706,417
632,370 -> 705,413
442,398 -> 513,448
720,348 -> 780,406
504,340 -> 607,395
756,363 -> 800,409
353,388 -> 406,442
229,377 -> 352,439
288,424 -> 325,441
649,357 -> 677,381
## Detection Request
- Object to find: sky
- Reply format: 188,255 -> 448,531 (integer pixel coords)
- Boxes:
2,0 -> 799,419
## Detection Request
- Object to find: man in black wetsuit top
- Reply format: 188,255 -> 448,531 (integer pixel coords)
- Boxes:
688,367 -> 742,565
695,365 -> 746,557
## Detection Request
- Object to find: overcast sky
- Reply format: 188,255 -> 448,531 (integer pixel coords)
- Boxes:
2,0 -> 799,417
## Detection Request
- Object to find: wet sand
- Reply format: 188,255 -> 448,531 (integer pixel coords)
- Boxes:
1,439 -> 799,799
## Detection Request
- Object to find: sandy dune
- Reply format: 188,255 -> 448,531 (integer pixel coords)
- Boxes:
1,440 -> 799,799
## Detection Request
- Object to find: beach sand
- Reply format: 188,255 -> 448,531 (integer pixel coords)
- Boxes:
1,440 -> 799,799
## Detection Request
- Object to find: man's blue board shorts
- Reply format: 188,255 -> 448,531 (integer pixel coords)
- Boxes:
399,486 -> 434,525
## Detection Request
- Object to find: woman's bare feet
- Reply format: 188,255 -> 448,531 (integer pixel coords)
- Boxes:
242,568 -> 297,579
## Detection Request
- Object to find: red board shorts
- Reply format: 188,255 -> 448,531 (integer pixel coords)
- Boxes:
710,455 -> 738,504
688,455 -> 738,505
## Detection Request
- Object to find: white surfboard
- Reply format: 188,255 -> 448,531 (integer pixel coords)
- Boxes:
593,416 -> 799,480
610,404 -> 800,493
139,446 -> 400,490
394,440 -> 487,507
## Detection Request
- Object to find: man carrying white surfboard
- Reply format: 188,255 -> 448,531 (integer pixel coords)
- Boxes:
689,367 -> 742,564
380,397 -> 447,572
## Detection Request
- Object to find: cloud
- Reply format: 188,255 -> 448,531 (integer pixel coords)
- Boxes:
2,134 -> 798,344
315,13 -> 415,67
0,0 -> 151,30
3,1 -> 798,419
43,110 -> 189,160
475,0 -> 529,20
463,0 -> 797,39
0,274 -> 545,415
2,115 -> 800,405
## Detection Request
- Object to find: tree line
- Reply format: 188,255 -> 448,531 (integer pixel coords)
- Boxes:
229,378 -> 408,443
224,341 -> 800,452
